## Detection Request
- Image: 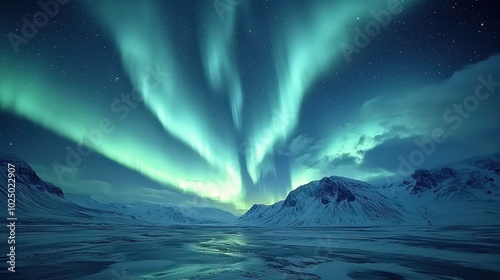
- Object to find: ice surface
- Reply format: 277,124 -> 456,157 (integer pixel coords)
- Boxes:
2,225 -> 499,279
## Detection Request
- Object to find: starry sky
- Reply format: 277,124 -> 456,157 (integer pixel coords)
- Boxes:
1,0 -> 499,213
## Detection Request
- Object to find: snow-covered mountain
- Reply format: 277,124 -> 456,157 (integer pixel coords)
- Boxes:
406,153 -> 499,199
66,194 -> 237,224
240,176 -> 426,226
378,153 -> 500,225
241,154 -> 500,226
0,152 -> 106,225
0,152 -> 236,225
3,152 -> 499,227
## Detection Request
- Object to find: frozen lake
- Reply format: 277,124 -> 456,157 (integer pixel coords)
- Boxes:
2,225 -> 500,279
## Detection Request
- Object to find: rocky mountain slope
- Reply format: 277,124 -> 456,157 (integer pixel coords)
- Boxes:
241,154 -> 500,226
0,152 -> 236,225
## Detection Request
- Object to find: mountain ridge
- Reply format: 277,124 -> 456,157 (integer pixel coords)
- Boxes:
240,153 -> 500,226
2,152 -> 498,226
0,152 -> 236,225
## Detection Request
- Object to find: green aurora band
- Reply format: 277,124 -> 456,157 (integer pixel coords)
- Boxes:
0,0 -> 414,209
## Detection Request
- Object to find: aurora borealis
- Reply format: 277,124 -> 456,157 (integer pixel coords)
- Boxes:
1,0 -> 499,213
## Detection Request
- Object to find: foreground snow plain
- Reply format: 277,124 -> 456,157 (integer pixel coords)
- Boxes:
3,225 -> 499,279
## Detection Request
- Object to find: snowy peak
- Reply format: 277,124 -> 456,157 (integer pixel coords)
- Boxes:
409,168 -> 457,194
376,153 -> 500,225
404,154 -> 500,199
247,204 -> 267,212
458,152 -> 500,172
317,176 -> 358,203
241,154 -> 500,226
241,176 -> 417,226
283,176 -> 362,207
0,153 -> 236,225
240,202 -> 281,221
0,152 -> 64,198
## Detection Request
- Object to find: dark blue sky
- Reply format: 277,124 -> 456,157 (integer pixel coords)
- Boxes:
1,0 -> 499,213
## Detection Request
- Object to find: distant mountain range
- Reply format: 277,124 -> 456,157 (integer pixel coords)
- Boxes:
240,153 -> 500,226
0,152 -> 236,225
376,153 -> 500,225
1,152 -> 499,226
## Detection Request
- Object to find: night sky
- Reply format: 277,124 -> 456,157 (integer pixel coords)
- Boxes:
1,0 -> 499,213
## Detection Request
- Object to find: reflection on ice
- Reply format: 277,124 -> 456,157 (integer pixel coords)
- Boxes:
3,225 -> 500,279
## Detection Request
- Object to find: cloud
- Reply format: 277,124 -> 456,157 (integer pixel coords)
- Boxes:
290,54 -> 500,185
322,154 -> 359,168
362,136 -> 420,172
357,54 -> 500,172
287,135 -> 321,157
287,134 -> 379,189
